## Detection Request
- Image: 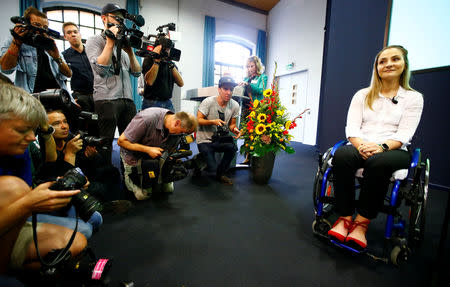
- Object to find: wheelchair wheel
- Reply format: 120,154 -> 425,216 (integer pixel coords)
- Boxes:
407,159 -> 430,248
390,245 -> 410,266
312,219 -> 331,235
313,148 -> 334,215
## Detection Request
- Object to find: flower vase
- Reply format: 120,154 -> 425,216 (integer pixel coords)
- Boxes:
250,152 -> 276,184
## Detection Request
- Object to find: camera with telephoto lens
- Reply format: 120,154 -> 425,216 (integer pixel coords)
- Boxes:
135,23 -> 181,62
78,130 -> 107,149
50,168 -> 102,222
10,16 -> 64,50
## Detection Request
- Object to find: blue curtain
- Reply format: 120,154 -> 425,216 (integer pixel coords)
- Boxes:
202,16 -> 215,87
20,0 -> 40,15
256,30 -> 267,66
126,0 -> 142,111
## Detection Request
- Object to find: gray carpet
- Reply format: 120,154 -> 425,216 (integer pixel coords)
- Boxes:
90,142 -> 449,286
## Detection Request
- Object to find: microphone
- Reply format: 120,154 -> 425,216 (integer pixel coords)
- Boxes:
391,97 -> 398,104
125,14 -> 145,27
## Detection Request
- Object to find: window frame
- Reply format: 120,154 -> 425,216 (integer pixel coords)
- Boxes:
214,39 -> 253,86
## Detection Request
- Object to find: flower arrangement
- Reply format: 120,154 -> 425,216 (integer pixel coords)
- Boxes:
240,65 -> 307,157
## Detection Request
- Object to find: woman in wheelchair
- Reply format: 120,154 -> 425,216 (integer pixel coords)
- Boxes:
327,45 -> 424,249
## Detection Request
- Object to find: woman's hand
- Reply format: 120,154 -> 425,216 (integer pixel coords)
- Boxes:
358,142 -> 383,159
27,182 -> 80,213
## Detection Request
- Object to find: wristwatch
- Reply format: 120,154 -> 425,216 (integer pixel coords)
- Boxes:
380,143 -> 389,152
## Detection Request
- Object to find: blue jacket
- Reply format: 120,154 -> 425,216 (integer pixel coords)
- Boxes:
0,36 -> 69,94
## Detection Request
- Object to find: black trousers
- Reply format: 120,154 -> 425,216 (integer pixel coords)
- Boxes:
94,99 -> 136,163
331,145 -> 411,219
197,141 -> 237,177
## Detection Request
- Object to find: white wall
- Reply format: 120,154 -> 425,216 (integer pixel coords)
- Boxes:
266,0 -> 327,145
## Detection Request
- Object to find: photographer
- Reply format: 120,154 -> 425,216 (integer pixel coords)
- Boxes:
85,3 -> 141,163
0,83 -> 86,275
141,40 -> 184,111
118,108 -> 197,200
196,76 -> 241,185
0,7 -> 72,94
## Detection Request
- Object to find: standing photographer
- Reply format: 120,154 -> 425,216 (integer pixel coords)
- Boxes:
85,3 -> 141,163
0,7 -> 72,94
0,83 -> 86,275
141,41 -> 184,111
196,76 -> 241,185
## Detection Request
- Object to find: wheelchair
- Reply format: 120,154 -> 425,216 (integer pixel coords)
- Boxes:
312,140 -> 430,265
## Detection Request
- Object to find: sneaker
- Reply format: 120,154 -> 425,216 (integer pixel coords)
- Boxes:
217,175 -> 233,185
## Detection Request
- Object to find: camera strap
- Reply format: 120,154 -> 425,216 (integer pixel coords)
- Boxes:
32,210 -> 79,267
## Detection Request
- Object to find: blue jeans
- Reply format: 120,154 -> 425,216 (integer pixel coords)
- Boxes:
197,141 -> 237,177
27,207 -> 103,239
142,98 -> 174,111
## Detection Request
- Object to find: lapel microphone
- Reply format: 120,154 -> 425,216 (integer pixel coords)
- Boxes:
391,96 -> 398,104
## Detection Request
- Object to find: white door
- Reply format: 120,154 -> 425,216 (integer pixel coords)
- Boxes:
278,71 -> 308,142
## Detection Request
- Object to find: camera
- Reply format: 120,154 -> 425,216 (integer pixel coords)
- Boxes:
50,168 -> 103,222
106,13 -> 145,50
211,112 -> 234,143
132,134 -> 206,188
135,23 -> 181,62
159,134 -> 207,182
10,16 -> 63,50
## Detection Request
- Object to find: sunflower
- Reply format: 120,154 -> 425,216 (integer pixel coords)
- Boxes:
257,113 -> 267,122
263,89 -> 272,97
253,100 -> 259,108
248,111 -> 256,118
255,123 -> 266,135
276,110 -> 284,116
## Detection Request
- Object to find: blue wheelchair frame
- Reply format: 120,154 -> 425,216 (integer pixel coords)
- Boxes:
313,140 -> 429,264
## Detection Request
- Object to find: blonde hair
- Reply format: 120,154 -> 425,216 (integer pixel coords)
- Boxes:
366,45 -> 413,109
0,83 -> 47,127
246,56 -> 265,77
175,111 -> 198,133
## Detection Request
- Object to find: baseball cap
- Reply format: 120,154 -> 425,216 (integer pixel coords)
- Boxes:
218,76 -> 237,88
101,3 -> 127,16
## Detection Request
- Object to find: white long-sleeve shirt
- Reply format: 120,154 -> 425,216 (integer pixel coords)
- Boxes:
345,86 -> 423,148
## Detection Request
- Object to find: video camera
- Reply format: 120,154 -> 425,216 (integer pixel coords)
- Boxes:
10,16 -> 63,50
131,134 -> 206,189
135,23 -> 181,62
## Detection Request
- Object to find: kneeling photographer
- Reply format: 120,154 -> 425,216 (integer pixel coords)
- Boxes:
29,109 -> 106,240
118,108 -> 198,200
196,76 -> 242,185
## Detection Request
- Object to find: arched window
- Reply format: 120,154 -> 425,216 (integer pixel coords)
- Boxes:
214,40 -> 252,85
44,7 -> 103,53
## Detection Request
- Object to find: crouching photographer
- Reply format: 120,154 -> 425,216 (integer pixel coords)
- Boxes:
196,76 -> 242,185
0,83 -> 86,279
118,108 -> 198,200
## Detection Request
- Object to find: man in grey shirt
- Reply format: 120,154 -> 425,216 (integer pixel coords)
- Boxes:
196,76 -> 241,185
85,3 -> 141,162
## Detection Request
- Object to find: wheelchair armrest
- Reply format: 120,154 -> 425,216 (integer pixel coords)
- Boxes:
410,148 -> 421,168
330,140 -> 348,156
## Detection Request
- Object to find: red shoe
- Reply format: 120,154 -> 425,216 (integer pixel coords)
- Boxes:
345,219 -> 370,249
328,217 -> 353,242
